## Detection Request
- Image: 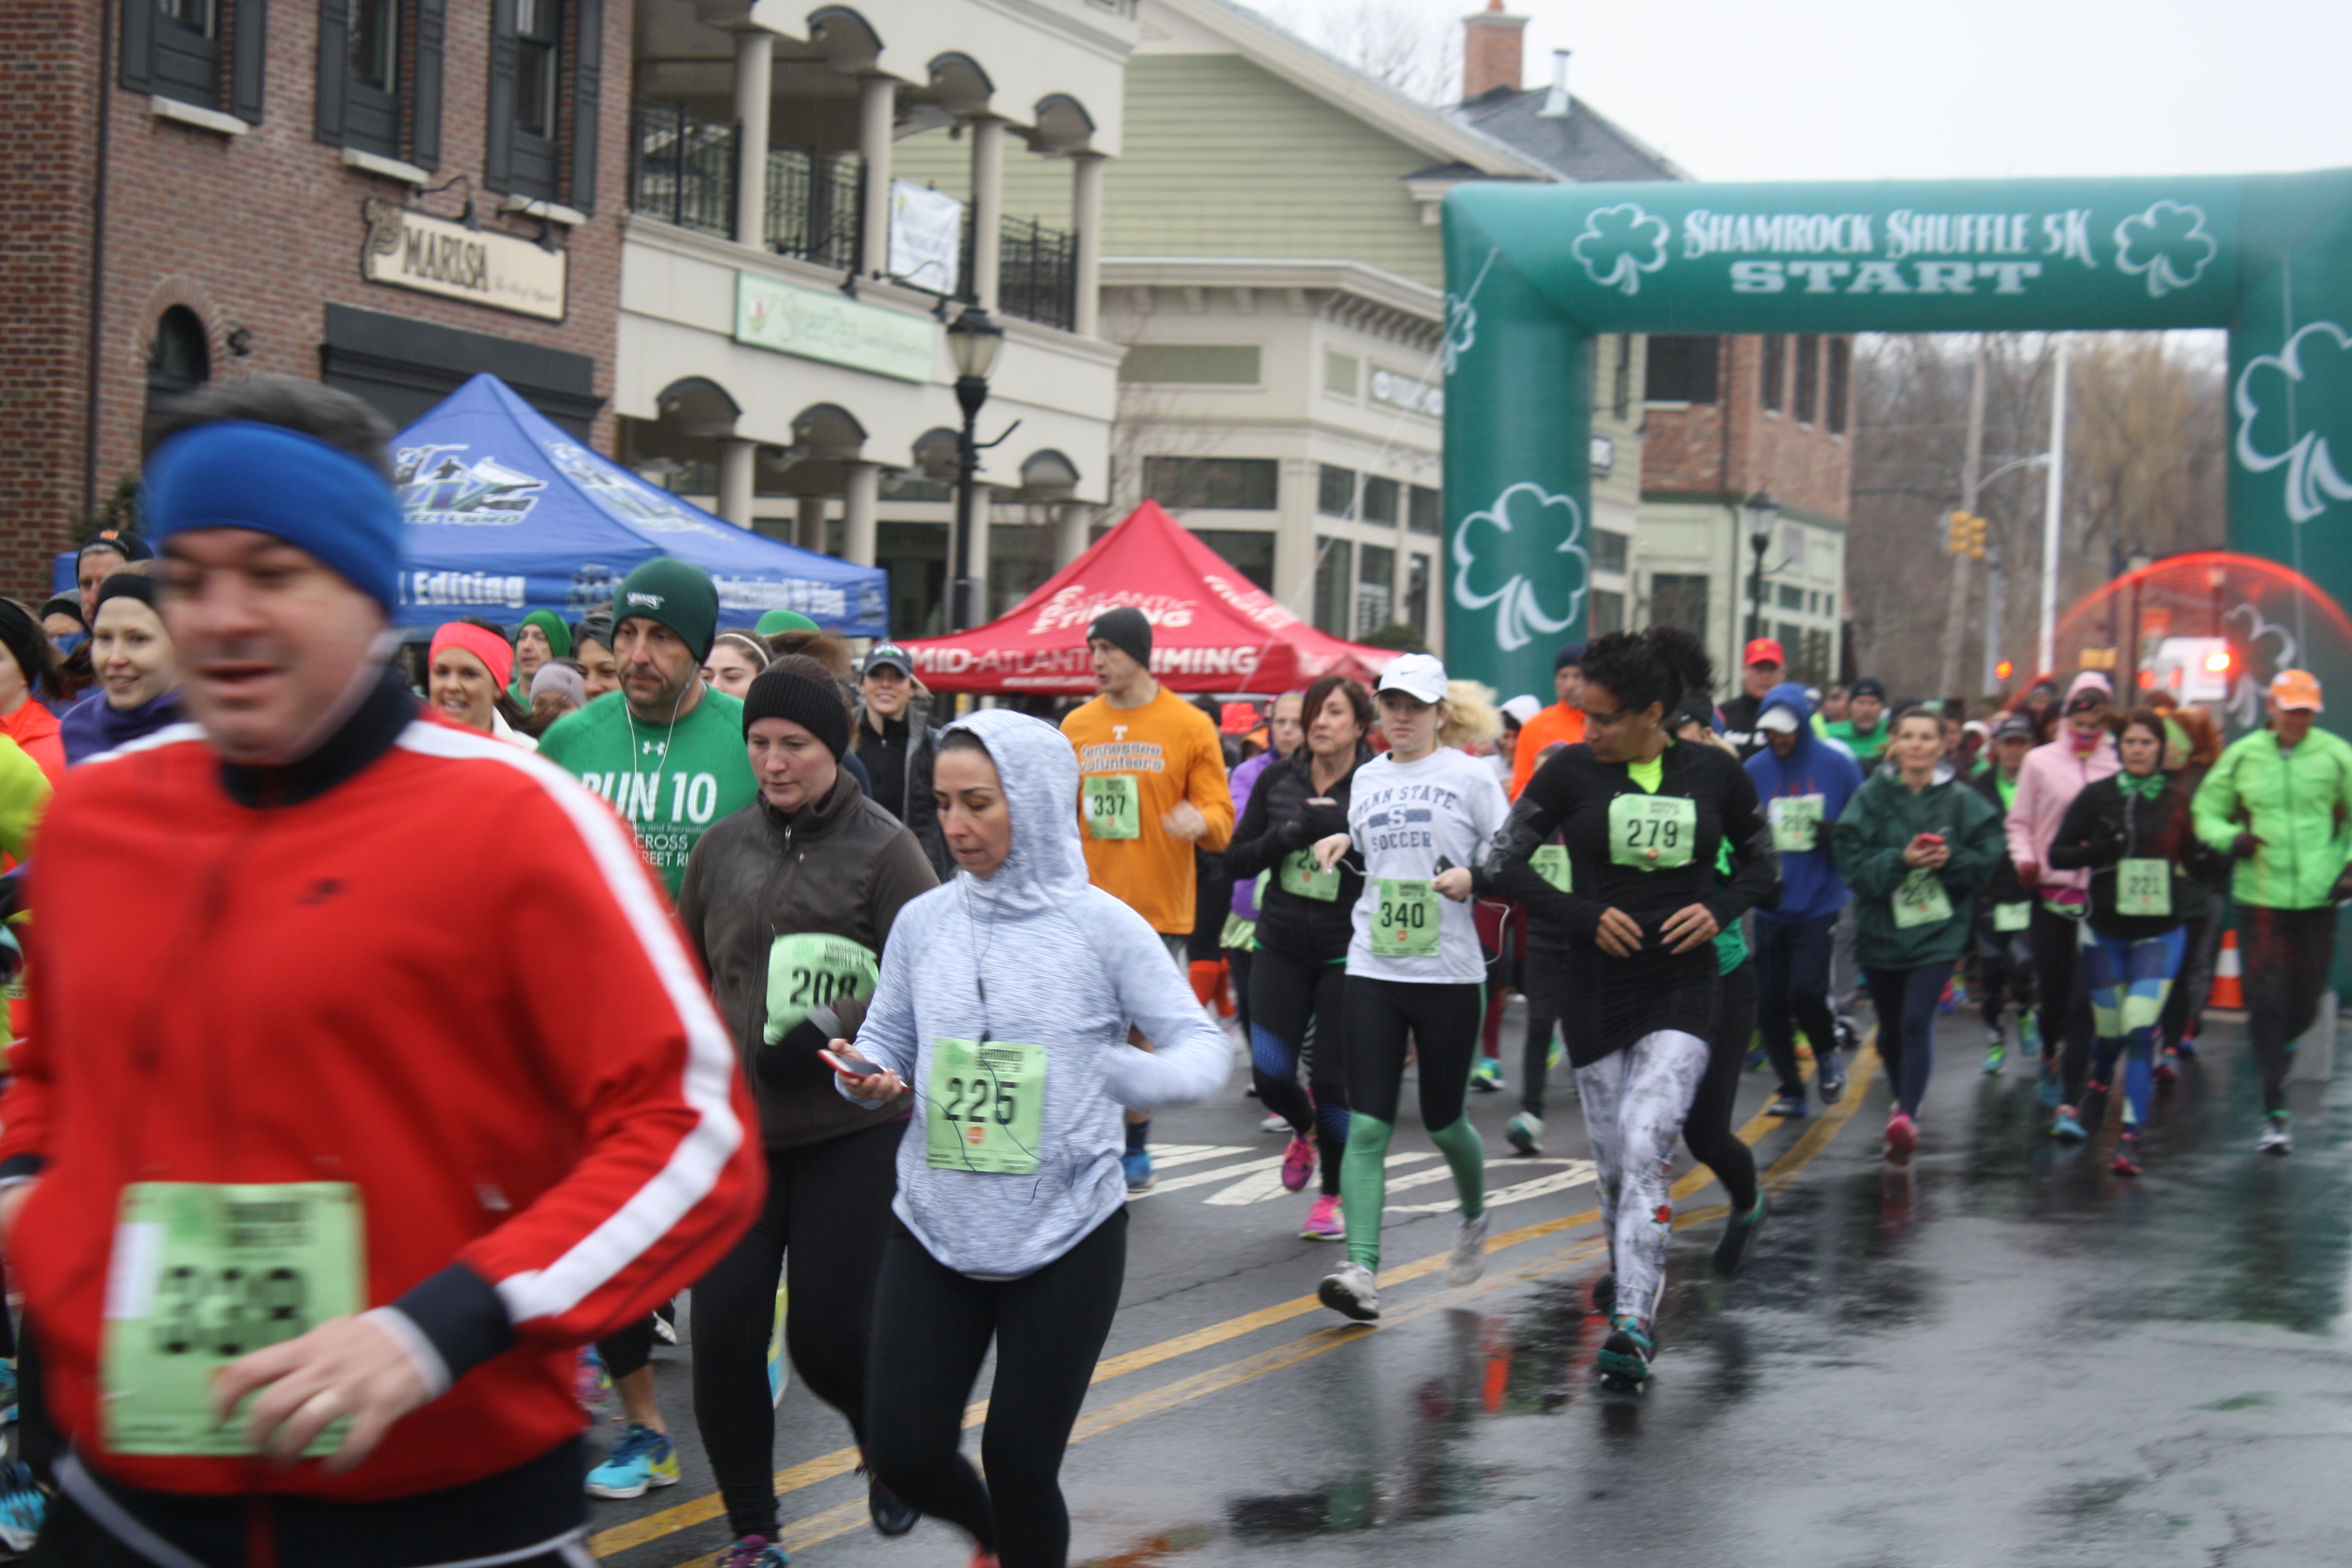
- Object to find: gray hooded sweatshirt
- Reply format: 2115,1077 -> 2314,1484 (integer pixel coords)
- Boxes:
848,708 -> 1230,1277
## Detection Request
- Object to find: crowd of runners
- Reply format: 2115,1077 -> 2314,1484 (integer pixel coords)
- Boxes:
0,377 -> 2341,1566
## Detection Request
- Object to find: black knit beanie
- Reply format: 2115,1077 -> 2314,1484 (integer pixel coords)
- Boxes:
742,656 -> 851,759
1088,606 -> 1152,670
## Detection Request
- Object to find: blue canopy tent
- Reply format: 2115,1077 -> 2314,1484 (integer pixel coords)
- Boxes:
390,374 -> 886,635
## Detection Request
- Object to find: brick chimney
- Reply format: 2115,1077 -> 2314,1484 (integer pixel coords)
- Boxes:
1461,0 -> 1527,102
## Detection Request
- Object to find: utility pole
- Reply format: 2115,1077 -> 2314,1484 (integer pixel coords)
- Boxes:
2037,337 -> 2070,677
1936,338 -> 1988,699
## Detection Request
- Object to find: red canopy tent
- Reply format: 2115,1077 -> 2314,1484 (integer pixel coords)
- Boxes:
901,501 -> 1397,695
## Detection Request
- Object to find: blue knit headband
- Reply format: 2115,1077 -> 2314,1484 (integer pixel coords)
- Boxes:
144,420 -> 403,613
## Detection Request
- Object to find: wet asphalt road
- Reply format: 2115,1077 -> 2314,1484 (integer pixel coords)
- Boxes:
591,999 -> 2352,1568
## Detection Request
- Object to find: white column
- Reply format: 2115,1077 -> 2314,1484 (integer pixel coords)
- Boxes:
717,439 -> 757,528
968,117 -> 1005,311
1070,152 -> 1106,338
796,494 -> 828,553
967,497 -> 991,622
1054,501 -> 1090,567
2037,338 -> 2069,676
733,29 -> 773,249
843,461 -> 881,566
858,78 -> 895,278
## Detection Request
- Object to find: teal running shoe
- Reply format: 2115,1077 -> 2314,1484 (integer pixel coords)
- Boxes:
1506,1112 -> 1543,1155
1471,1057 -> 1506,1093
1598,1317 -> 1655,1388
0,1462 -> 41,1552
2051,1108 -> 2088,1142
585,1425 -> 680,1500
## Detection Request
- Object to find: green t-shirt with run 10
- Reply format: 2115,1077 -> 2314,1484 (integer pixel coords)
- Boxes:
537,688 -> 758,896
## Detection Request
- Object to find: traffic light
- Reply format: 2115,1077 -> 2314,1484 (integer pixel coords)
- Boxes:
1946,511 -> 1987,559
1994,659 -> 2014,682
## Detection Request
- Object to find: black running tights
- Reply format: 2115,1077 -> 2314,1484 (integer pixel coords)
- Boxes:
693,1120 -> 900,1541
1684,960 -> 1760,1215
864,1209 -> 1127,1568
1247,947 -> 1350,1197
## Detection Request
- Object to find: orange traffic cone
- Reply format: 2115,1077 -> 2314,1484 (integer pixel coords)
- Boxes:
2210,929 -> 2245,1010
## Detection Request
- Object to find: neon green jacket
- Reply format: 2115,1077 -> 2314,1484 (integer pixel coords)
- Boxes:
2191,727 -> 2352,909
0,734 -> 45,864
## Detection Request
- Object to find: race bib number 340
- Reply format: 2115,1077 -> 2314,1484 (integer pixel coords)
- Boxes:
102,1182 -> 365,1456
1370,878 -> 1442,957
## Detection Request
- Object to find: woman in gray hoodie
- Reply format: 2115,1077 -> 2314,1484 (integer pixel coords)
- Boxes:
832,708 -> 1229,1568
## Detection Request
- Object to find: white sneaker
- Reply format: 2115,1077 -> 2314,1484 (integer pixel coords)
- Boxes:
1318,1261 -> 1380,1321
1445,1214 -> 1491,1287
1261,1111 -> 1291,1134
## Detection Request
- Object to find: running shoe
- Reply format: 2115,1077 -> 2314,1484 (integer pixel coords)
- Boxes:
1301,1194 -> 1344,1241
1834,1014 -> 1861,1056
2110,1132 -> 2143,1178
1817,1057 -> 1847,1103
1711,1192 -> 1768,1276
1471,1057 -> 1506,1093
1319,1261 -> 1380,1321
2051,1107 -> 2088,1142
586,1425 -> 679,1500
1547,1037 -> 1565,1072
653,1299 -> 680,1344
0,1358 -> 18,1425
864,1466 -> 919,1537
1122,1148 -> 1154,1192
1742,1044 -> 1768,1073
1765,1094 -> 1808,1119
1597,1316 -> 1655,1387
1883,1109 -> 1919,1161
1259,1111 -> 1290,1134
0,1462 -> 42,1552
2018,1013 -> 2043,1057
1589,1272 -> 1616,1316
573,1345 -> 612,1414
767,1286 -> 789,1406
1280,1135 -> 1316,1192
2038,1061 -> 2065,1109
1982,1028 -> 2007,1075
1505,1111 -> 1543,1155
1445,1214 -> 1491,1287
2174,1028 -> 2199,1058
2155,1054 -> 2181,1086
719,1536 -> 789,1568
2258,1114 -> 2293,1156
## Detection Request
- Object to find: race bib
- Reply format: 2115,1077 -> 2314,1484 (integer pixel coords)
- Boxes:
1279,849 -> 1342,902
926,1038 -> 1047,1175
1083,775 -> 1139,840
1609,794 -> 1696,871
102,1182 -> 365,1455
2116,858 -> 2172,918
763,933 -> 880,1043
1993,900 -> 2032,933
1892,869 -> 1954,929
1531,844 -> 1573,892
1769,794 -> 1825,853
1370,878 -> 1442,957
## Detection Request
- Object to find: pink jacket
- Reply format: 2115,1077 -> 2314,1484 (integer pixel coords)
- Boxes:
2004,673 -> 2120,895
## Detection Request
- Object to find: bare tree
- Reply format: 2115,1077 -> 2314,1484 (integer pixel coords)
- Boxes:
1261,0 -> 1463,106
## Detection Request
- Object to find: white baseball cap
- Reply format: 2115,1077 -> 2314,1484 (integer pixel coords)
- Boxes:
1501,694 -> 1543,726
1376,653 -> 1449,706
1757,707 -> 1801,734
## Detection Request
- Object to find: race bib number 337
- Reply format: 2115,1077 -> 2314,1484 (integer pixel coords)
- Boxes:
102,1181 -> 365,1456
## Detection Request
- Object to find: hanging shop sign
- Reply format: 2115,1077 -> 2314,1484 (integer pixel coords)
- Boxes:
734,271 -> 938,384
361,200 -> 567,321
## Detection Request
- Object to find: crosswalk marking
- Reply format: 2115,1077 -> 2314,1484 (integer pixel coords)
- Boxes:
1390,1161 -> 1596,1215
1202,1151 -> 1438,1206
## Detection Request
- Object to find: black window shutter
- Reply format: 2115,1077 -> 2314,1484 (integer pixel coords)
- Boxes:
567,0 -> 601,211
485,0 -> 518,188
1690,336 -> 1720,404
314,0 -> 347,140
230,0 -> 267,122
411,0 -> 446,168
120,0 -> 155,93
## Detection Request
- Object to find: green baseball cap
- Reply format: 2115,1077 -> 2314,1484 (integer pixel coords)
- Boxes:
756,609 -> 820,637
613,557 -> 719,661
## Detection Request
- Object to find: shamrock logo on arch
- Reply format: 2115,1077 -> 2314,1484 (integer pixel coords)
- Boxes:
1442,292 -> 1478,375
2113,200 -> 2218,299
1570,203 -> 1670,296
2235,321 -> 2352,523
1452,482 -> 1590,652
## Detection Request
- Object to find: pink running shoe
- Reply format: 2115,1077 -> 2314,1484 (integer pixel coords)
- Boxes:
1301,1194 -> 1344,1240
1884,1110 -> 1919,1160
1281,1134 -> 1316,1192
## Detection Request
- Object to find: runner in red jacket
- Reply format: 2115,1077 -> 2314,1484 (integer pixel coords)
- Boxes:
0,378 -> 762,1566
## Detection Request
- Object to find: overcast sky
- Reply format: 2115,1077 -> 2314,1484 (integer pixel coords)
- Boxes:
1297,0 -> 2352,183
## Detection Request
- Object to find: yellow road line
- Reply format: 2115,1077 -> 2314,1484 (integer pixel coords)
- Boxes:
601,1047 -> 1876,1561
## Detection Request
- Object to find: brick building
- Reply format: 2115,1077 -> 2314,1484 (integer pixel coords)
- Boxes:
0,0 -> 627,603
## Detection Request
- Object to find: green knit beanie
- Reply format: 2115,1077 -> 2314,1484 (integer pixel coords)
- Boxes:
756,609 -> 820,637
614,557 -> 720,661
520,608 -> 572,660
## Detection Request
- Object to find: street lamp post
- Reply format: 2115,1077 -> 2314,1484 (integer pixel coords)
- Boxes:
945,305 -> 1004,633
1743,489 -> 1779,647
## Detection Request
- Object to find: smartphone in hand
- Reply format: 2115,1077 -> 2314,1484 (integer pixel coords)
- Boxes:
820,1048 -> 887,1079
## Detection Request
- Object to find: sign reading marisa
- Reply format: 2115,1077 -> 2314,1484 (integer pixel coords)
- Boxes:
362,200 -> 567,321
734,272 -> 937,384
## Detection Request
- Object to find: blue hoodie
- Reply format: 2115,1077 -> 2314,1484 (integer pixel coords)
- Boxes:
1743,682 -> 1865,924
846,708 -> 1229,1278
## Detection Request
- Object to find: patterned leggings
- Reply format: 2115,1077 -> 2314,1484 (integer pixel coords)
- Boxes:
2079,925 -> 2186,1129
1574,1029 -> 1711,1326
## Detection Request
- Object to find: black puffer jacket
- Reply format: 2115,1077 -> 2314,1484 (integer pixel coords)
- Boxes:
678,768 -> 939,1148
1224,744 -> 1370,964
1969,766 -> 2031,906
2044,771 -> 2197,941
852,687 -> 950,878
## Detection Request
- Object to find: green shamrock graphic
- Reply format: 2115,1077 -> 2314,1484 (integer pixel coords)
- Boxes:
2235,321 -> 2352,523
2113,200 -> 2217,298
1451,483 -> 1590,652
1570,203 -> 1670,296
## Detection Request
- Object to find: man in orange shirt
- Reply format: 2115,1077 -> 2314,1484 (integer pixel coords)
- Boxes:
1062,606 -> 1235,1189
1508,641 -> 1588,799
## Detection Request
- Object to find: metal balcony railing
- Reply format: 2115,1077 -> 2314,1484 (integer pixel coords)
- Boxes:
629,103 -> 736,239
765,148 -> 864,273
956,214 -> 1079,331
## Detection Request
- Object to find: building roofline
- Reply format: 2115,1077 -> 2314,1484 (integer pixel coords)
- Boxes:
1101,255 -> 1443,319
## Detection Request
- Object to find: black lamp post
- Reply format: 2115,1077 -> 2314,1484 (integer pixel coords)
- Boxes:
945,305 -> 1004,632
1743,489 -> 1779,644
